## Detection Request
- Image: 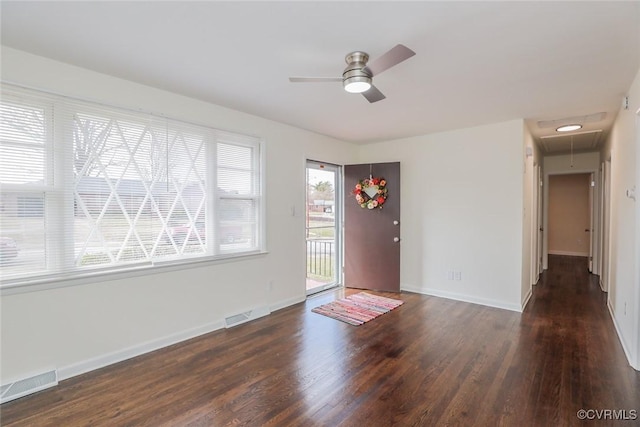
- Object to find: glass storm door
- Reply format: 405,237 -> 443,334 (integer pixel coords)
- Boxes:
306,160 -> 341,295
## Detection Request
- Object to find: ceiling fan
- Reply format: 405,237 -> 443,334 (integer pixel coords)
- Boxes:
289,44 -> 416,103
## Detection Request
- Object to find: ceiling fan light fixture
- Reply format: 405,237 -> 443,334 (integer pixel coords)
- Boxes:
343,76 -> 371,93
556,124 -> 582,132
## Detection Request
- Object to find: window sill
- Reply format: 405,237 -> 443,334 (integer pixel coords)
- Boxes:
0,250 -> 269,296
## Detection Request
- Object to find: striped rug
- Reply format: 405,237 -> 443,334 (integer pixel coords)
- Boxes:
311,292 -> 404,326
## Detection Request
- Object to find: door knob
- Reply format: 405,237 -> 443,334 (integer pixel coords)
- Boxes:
393,220 -> 399,225
393,237 -> 400,242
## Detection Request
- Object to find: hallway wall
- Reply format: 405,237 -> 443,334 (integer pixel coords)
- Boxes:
602,65 -> 640,370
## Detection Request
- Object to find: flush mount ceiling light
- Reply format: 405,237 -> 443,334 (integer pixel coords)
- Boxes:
556,124 -> 582,132
342,52 -> 373,93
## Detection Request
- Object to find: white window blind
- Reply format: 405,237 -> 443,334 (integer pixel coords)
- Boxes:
0,84 -> 264,286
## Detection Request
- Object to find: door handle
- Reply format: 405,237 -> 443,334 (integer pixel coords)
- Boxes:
585,229 -> 590,232
393,237 -> 400,243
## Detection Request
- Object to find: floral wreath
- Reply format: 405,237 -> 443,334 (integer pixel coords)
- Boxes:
353,177 -> 388,209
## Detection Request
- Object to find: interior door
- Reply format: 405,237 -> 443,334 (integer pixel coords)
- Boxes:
588,172 -> 594,272
537,166 -> 543,276
344,162 -> 400,292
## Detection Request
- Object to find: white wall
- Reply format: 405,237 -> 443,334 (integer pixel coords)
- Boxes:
356,120 -> 525,311
542,152 -> 600,270
0,48 -> 358,383
601,66 -> 640,370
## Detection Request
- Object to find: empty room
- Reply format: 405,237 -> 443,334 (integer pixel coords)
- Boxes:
1,2 -> 639,426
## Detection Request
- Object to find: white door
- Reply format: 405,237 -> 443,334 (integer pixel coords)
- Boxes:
588,172 -> 594,273
601,160 -> 611,291
537,166 -> 543,275
532,164 -> 541,283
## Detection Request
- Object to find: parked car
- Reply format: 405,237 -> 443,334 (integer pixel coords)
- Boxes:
0,237 -> 19,261
166,222 -> 243,245
167,222 -> 205,245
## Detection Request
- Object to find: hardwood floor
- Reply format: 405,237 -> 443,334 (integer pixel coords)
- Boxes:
2,255 -> 639,426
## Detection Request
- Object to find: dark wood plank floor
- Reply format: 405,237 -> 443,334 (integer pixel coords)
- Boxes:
2,255 -> 639,426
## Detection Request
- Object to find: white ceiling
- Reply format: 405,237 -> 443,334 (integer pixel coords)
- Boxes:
1,1 -> 639,148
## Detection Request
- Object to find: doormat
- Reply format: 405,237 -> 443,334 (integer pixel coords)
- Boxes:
311,292 -> 404,326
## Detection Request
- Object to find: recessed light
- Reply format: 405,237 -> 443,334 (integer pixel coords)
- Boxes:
556,124 -> 582,132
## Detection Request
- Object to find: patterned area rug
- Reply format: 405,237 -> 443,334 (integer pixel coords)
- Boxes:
311,292 -> 404,326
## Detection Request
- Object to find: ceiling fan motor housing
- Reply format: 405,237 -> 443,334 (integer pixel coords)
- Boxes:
343,51 -> 371,89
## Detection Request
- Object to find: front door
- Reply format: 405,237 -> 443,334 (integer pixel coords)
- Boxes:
344,162 -> 400,292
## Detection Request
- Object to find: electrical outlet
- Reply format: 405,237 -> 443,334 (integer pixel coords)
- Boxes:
454,271 -> 462,281
447,271 -> 454,280
624,302 -> 627,315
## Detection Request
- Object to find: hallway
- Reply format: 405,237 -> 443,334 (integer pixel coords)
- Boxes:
511,255 -> 640,424
2,257 -> 639,426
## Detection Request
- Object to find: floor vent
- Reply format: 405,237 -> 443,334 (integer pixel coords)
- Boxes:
1,369 -> 58,404
224,306 -> 270,328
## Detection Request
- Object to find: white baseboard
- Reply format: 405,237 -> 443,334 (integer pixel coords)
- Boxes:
59,294 -> 305,382
598,276 -> 609,293
270,294 -> 306,312
401,284 -> 522,313
58,319 -> 225,381
548,250 -> 589,257
521,287 -> 533,311
607,300 -> 639,371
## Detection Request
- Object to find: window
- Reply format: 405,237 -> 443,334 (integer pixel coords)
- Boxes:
0,85 -> 264,286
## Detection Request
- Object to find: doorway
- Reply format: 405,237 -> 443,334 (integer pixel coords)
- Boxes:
306,160 -> 341,295
548,173 -> 592,262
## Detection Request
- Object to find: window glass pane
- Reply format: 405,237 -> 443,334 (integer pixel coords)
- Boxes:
218,169 -> 252,195
217,143 -> 254,195
0,101 -> 46,184
72,113 -> 209,266
219,198 -> 256,251
218,143 -> 251,169
0,192 -> 46,277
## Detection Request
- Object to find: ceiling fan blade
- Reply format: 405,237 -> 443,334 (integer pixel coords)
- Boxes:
363,44 -> 416,77
289,77 -> 342,83
362,85 -> 386,103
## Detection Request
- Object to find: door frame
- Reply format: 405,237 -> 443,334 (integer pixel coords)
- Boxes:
543,169 -> 600,271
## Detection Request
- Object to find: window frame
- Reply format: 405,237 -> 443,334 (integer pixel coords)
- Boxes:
0,84 -> 267,294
